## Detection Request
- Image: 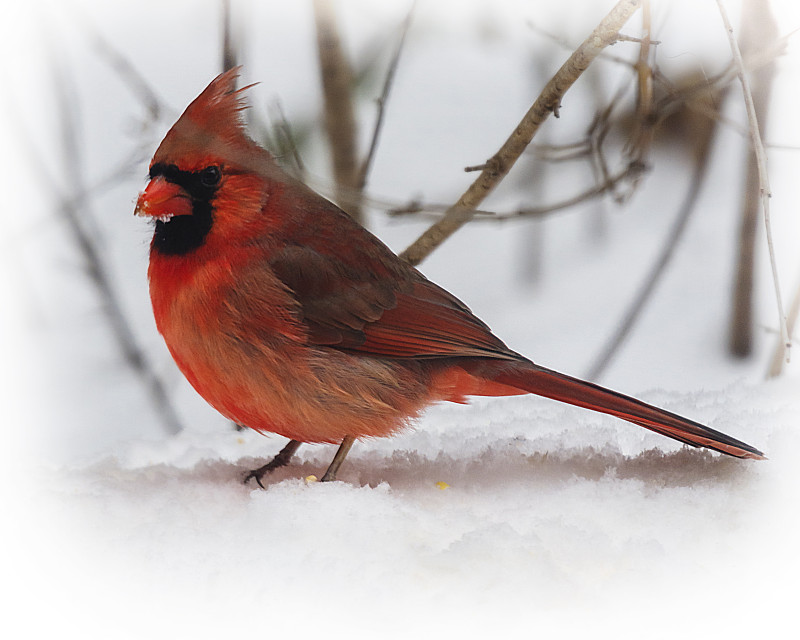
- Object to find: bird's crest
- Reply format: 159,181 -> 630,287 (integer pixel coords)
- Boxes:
152,67 -> 263,171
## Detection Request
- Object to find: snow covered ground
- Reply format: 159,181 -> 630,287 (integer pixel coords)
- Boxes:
4,1 -> 800,638
7,376 -> 799,639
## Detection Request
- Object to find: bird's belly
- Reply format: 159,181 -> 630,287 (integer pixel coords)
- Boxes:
164,324 -> 435,443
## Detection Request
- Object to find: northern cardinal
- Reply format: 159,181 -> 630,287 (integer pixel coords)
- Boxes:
135,69 -> 764,485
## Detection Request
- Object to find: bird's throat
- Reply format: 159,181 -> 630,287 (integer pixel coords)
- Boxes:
152,203 -> 213,255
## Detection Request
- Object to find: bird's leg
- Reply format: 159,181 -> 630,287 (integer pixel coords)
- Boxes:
244,439 -> 302,488
320,435 -> 355,482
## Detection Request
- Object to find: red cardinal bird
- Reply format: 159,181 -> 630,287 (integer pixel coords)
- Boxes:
135,69 -> 764,484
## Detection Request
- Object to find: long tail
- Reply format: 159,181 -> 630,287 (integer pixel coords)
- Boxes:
487,362 -> 765,459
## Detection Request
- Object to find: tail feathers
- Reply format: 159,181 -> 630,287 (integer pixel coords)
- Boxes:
492,363 -> 765,460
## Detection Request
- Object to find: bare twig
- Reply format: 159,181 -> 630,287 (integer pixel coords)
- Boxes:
533,141 -> 594,162
625,0 -> 654,193
313,0 -> 363,224
399,0 -> 643,267
526,20 -> 635,69
710,27 -> 797,98
389,162 -> 646,220
483,162 -> 646,220
767,142 -> 800,151
357,1 -> 416,191
615,33 -> 660,45
716,0 -> 790,362
767,268 -> 800,377
587,82 -> 633,203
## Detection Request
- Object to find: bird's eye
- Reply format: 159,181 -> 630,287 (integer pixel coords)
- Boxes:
199,165 -> 222,187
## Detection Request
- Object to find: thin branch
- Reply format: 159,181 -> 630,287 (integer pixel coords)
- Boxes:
526,19 -> 636,69
399,0 -> 643,267
357,1 -> 416,191
587,82 -> 632,203
615,33 -> 660,45
625,0 -> 654,193
531,139 -> 593,159
313,0 -> 363,224
709,26 -> 797,96
479,162 -> 646,220
716,0 -> 790,362
388,162 -> 646,220
767,268 -> 800,377
766,142 -> 800,151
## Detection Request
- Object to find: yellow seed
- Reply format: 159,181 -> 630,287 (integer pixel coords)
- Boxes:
305,475 -> 319,484
435,481 -> 450,490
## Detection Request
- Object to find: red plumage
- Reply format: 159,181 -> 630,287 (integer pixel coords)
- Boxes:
135,69 -> 764,482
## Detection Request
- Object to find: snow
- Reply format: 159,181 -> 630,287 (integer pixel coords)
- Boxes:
4,1 -> 800,638
12,379 -> 800,638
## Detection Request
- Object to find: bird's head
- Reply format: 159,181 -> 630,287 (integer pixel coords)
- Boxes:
135,67 -> 274,255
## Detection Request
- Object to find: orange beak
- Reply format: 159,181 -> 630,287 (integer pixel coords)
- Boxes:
135,176 -> 193,222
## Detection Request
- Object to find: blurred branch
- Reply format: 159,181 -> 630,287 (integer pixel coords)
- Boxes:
270,99 -> 307,178
399,0 -> 643,267
587,83 -> 631,203
357,1 -> 415,191
221,0 -> 240,72
76,10 -> 165,122
313,0 -> 363,224
727,0 -> 781,359
717,0 -> 790,363
46,54 -> 183,436
651,67 -> 742,135
587,89 -> 722,381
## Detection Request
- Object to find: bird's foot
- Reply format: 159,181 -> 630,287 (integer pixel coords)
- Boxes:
244,439 -> 302,488
319,435 -> 355,482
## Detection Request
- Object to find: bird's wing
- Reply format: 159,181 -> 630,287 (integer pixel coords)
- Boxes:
264,226 -> 521,361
